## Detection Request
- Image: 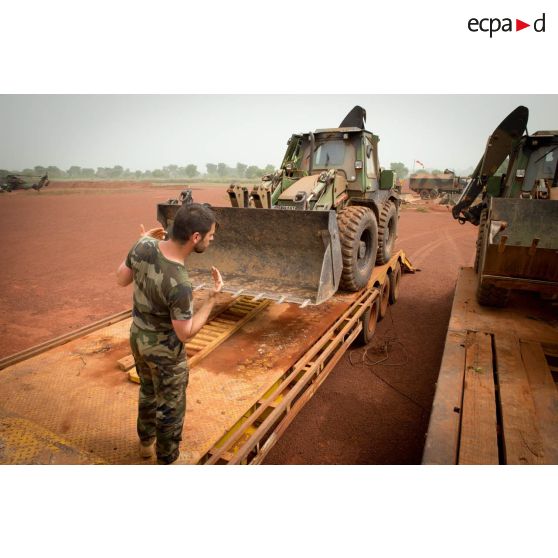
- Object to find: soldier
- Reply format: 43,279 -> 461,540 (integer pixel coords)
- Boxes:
116,203 -> 223,464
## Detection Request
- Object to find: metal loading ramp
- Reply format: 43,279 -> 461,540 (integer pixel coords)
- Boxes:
0,252 -> 411,465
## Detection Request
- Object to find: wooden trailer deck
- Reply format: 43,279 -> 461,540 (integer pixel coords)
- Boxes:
423,267 -> 558,465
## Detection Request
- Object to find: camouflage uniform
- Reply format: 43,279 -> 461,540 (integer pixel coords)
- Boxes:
126,236 -> 193,464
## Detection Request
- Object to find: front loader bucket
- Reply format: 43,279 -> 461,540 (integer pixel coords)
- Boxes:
481,198 -> 558,293
157,205 -> 343,306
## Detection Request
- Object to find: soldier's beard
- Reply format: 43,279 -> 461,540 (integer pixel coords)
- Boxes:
194,244 -> 207,254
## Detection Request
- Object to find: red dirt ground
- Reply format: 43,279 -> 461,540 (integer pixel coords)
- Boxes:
0,182 -> 476,464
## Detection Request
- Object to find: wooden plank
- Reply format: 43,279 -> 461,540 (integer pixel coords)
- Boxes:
519,341 -> 558,464
494,333 -> 545,464
117,354 -> 135,371
458,331 -> 499,464
422,330 -> 467,465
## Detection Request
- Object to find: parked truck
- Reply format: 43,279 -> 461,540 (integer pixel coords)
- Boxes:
409,170 -> 466,199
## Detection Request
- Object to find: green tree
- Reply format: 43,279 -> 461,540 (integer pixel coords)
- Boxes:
206,163 -> 217,175
81,168 -> 95,178
245,165 -> 262,179
264,164 -> 275,174
34,165 -> 47,175
236,163 -> 247,178
67,166 -> 82,178
217,163 -> 229,177
46,166 -> 65,178
185,164 -> 199,178
389,162 -> 408,179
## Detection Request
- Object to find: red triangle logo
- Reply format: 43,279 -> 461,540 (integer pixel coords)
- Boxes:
516,19 -> 530,31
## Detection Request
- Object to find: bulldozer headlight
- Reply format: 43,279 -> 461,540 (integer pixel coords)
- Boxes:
516,169 -> 525,178
355,160 -> 363,169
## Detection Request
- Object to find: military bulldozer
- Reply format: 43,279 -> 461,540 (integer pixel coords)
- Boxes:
157,106 -> 400,306
452,105 -> 558,307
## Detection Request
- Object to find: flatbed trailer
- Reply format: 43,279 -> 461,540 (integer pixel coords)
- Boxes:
0,251 -> 413,465
423,267 -> 558,465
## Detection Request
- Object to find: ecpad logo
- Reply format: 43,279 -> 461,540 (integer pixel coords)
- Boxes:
468,13 -> 546,37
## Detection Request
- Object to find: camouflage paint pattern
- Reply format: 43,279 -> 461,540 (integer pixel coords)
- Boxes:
126,237 -> 194,464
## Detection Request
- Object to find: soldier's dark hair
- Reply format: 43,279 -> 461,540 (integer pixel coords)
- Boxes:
171,203 -> 216,244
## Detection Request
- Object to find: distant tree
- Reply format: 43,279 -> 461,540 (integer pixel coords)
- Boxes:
217,163 -> 228,178
134,170 -> 143,179
390,162 -> 408,179
185,164 -> 199,178
245,165 -> 262,179
46,166 -> 65,178
67,166 -> 82,178
431,169 -> 442,176
34,165 -> 47,175
236,163 -> 247,178
81,168 -> 95,178
164,164 -> 179,178
206,163 -> 217,175
152,169 -> 166,178
22,168 -> 34,175
108,165 -> 124,179
264,164 -> 275,174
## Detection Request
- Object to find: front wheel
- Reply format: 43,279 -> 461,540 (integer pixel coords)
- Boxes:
337,206 -> 378,292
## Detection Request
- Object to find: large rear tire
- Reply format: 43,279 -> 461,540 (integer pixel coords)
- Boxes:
338,206 -> 378,292
376,200 -> 398,265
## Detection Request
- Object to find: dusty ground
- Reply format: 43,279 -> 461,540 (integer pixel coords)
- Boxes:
0,182 -> 476,464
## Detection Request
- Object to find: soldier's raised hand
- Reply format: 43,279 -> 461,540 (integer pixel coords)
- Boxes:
140,223 -> 166,240
210,266 -> 224,297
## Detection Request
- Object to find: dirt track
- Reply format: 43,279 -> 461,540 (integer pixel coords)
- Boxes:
0,182 -> 476,464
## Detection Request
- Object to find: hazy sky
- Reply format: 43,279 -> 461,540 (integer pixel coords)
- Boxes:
1,95 -> 557,174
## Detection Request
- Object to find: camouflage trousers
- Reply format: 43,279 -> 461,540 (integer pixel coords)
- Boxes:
130,323 -> 189,464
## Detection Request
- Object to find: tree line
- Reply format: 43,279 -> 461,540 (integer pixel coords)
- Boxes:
0,162 -> 277,180
2,161 -> 415,180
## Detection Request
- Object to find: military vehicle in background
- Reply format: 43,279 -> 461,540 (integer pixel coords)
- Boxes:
409,170 -> 467,199
157,106 -> 401,306
0,173 -> 49,193
452,105 -> 558,307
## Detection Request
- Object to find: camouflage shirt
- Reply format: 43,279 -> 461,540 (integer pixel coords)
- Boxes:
126,237 -> 193,333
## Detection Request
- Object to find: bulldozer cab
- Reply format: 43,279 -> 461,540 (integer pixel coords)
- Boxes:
502,131 -> 558,199
284,129 -> 380,192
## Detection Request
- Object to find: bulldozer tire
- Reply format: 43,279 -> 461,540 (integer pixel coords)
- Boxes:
474,208 -> 488,273
429,189 -> 439,199
420,190 -> 429,200
355,297 -> 380,346
378,275 -> 390,321
389,262 -> 401,304
376,200 -> 398,265
477,282 -> 510,308
338,206 -> 378,292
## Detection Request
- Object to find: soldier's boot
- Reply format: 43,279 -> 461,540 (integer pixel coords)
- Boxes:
139,438 -> 156,459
